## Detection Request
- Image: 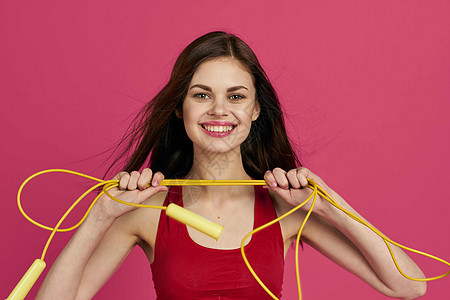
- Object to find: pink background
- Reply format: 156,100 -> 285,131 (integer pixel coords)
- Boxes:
1,0 -> 449,299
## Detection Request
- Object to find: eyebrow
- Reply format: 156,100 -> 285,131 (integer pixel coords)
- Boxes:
189,84 -> 248,92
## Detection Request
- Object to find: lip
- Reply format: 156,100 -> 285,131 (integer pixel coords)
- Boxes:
199,121 -> 238,138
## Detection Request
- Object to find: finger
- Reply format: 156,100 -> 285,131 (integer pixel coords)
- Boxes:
264,170 -> 277,188
118,172 -> 131,190
151,171 -> 165,186
138,168 -> 153,190
295,168 -> 309,188
269,185 -> 292,201
297,167 -> 325,188
272,168 -> 289,189
140,184 -> 168,200
286,169 -> 301,189
128,171 -> 140,190
113,171 -> 125,180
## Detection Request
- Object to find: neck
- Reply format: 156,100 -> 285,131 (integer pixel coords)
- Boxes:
186,146 -> 250,180
183,146 -> 253,206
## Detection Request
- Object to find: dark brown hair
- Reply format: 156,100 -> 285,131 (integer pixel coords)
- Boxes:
108,31 -> 301,179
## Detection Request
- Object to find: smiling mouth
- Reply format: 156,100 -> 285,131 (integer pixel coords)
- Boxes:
201,124 -> 237,133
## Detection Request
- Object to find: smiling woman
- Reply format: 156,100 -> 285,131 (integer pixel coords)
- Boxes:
35,32 -> 427,300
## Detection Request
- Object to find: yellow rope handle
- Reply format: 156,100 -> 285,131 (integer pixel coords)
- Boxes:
16,169 -> 450,300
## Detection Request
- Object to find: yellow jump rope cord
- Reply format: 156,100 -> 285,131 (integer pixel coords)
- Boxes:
14,169 -> 450,300
242,181 -> 450,300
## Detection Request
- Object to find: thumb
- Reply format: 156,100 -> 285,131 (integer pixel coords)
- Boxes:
269,186 -> 292,202
138,185 -> 168,202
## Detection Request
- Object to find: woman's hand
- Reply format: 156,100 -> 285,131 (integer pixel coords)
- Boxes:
264,167 -> 334,214
95,168 -> 168,220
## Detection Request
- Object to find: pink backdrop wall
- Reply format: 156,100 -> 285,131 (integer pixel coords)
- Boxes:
1,1 -> 449,299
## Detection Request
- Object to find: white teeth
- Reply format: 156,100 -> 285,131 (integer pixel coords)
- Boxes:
202,125 -> 234,132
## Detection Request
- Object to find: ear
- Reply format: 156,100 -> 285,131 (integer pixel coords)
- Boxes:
175,107 -> 183,118
251,102 -> 261,121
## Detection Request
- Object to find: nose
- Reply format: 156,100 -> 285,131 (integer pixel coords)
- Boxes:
207,98 -> 229,117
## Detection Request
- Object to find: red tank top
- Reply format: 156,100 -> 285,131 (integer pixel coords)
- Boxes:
151,185 -> 284,299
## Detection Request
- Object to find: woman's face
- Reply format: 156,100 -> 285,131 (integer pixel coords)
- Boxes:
181,57 -> 260,155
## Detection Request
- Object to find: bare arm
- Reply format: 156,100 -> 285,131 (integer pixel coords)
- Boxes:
36,169 -> 167,300
301,197 -> 426,299
36,207 -> 124,300
266,167 -> 427,300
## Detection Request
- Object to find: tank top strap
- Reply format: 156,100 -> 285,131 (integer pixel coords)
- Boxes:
254,185 -> 279,226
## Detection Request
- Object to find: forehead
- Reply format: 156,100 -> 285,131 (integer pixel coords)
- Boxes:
190,57 -> 254,89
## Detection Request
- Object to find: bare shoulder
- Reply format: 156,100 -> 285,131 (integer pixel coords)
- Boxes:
116,190 -> 168,249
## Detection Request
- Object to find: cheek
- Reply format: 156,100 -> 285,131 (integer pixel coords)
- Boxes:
181,107 -> 202,139
181,103 -> 196,125
183,114 -> 197,134
237,107 -> 256,125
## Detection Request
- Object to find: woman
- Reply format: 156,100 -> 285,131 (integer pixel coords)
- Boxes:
36,31 -> 426,299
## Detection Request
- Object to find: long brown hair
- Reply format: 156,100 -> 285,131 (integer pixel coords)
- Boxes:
107,31 -> 301,179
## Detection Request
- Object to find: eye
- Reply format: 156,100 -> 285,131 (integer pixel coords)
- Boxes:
193,93 -> 210,100
229,94 -> 245,101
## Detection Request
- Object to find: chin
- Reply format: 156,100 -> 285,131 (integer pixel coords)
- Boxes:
197,141 -> 241,155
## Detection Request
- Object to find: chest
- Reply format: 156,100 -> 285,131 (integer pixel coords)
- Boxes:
186,200 -> 255,249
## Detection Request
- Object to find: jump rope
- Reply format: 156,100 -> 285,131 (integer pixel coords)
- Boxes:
7,169 -> 450,300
